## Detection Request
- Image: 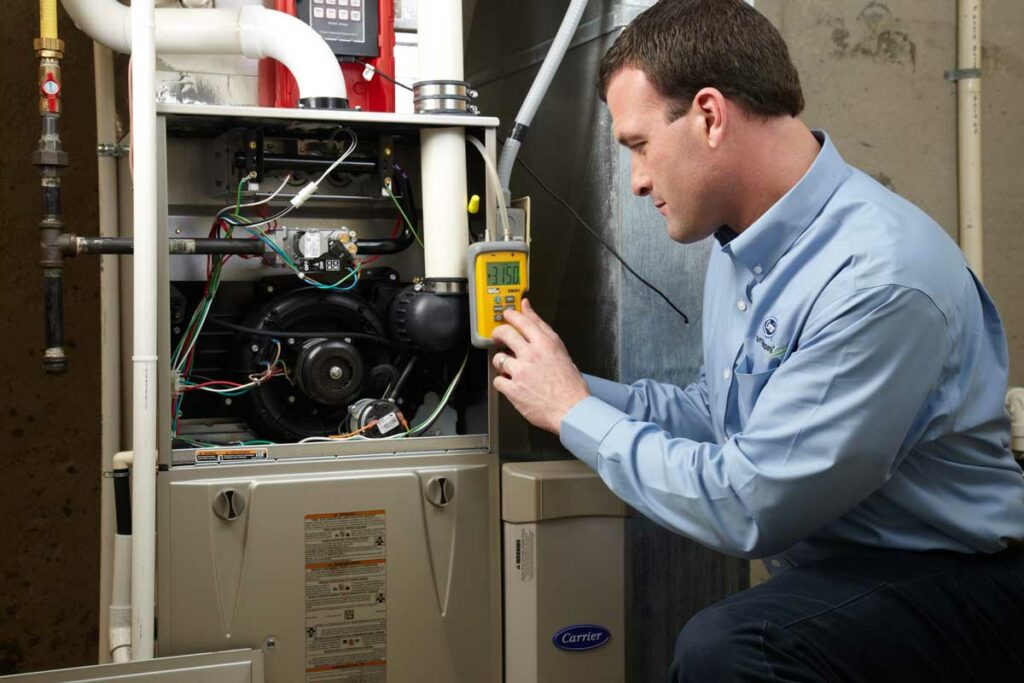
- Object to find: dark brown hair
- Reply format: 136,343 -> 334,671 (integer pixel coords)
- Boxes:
598,0 -> 804,119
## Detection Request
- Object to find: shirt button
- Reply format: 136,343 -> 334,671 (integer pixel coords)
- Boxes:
736,300 -> 747,312
754,265 -> 763,275
722,369 -> 732,381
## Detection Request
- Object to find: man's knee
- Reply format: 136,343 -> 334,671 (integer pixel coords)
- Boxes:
669,602 -> 764,682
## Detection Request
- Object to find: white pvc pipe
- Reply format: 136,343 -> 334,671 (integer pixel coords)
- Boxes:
110,533 -> 133,663
417,0 -> 469,279
957,0 -> 983,280
495,0 -> 589,195
130,0 -> 158,662
94,40 -> 122,665
61,0 -> 347,102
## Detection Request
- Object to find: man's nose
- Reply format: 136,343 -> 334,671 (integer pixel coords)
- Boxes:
631,159 -> 652,197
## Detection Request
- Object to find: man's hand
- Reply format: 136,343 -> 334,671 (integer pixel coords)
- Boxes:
491,299 -> 590,434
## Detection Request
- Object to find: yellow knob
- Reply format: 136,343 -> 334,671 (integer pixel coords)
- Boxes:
467,194 -> 481,215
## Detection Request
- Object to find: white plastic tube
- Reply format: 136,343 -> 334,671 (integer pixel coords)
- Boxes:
417,0 -> 469,280
109,533 -> 133,663
61,0 -> 347,102
129,0 -> 158,662
957,0 -> 983,280
94,40 -> 122,665
495,0 -> 589,196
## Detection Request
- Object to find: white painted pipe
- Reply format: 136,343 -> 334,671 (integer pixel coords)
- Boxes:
417,0 -> 468,279
129,0 -> 158,662
61,0 -> 347,102
94,40 -> 122,665
957,0 -> 983,280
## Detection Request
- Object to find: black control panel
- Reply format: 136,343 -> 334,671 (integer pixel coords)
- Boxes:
296,0 -> 380,58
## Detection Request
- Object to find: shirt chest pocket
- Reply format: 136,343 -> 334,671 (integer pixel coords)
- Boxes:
728,365 -> 778,429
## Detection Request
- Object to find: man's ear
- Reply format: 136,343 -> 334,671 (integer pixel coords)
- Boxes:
692,87 -> 728,149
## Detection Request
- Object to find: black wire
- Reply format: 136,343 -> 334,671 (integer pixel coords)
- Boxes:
512,155 -> 690,324
209,317 -> 403,349
355,60 -> 415,92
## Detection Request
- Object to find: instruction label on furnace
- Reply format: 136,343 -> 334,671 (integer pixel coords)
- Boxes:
305,510 -> 387,682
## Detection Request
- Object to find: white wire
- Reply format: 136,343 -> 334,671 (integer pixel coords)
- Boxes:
217,173 -> 293,217
467,136 -> 512,241
315,129 -> 359,185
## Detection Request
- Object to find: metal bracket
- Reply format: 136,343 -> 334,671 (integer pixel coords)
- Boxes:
97,143 -> 130,158
944,68 -> 982,82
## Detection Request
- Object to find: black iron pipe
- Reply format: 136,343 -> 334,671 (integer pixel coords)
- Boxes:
112,468 -> 132,535
65,235 -> 265,256
34,35 -> 69,374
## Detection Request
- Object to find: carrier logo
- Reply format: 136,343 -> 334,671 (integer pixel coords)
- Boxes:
552,624 -> 611,652
762,317 -> 778,338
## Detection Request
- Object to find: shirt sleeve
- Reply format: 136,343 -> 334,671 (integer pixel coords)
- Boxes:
583,372 -> 716,444
560,285 -> 950,558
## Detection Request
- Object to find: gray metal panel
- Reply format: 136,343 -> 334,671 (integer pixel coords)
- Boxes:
157,451 -> 502,683
0,650 -> 263,683
467,2 -> 748,679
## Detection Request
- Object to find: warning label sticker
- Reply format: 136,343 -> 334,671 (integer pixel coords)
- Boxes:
305,510 -> 387,682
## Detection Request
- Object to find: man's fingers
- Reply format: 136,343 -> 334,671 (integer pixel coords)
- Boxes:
521,299 -> 558,339
493,375 -> 514,396
491,324 -> 527,355
501,307 -> 545,343
492,352 -> 515,376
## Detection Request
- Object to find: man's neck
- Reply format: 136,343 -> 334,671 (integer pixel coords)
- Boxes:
727,118 -> 822,233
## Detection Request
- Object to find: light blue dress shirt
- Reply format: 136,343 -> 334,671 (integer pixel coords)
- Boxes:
560,131 -> 1024,568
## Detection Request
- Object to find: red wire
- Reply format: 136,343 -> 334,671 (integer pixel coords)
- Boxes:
360,217 -> 404,266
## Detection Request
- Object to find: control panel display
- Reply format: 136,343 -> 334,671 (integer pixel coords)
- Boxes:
297,0 -> 380,58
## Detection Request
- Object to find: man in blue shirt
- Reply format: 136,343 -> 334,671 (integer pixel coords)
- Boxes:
491,0 -> 1024,679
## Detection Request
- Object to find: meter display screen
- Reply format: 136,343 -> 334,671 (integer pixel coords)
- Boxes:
486,262 -> 520,286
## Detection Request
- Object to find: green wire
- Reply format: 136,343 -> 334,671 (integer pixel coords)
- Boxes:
384,183 -> 424,247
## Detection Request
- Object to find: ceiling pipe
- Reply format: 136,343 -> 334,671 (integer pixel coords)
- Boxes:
61,0 -> 348,107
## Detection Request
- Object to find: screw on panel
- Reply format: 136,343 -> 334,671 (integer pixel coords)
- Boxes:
264,636 -> 277,649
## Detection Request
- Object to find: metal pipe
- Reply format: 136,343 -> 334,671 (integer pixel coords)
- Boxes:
129,0 -> 158,661
63,235 -> 265,256
34,4 -> 69,374
957,0 -> 983,279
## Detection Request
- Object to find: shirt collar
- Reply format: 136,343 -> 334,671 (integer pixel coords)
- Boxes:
722,130 -> 851,279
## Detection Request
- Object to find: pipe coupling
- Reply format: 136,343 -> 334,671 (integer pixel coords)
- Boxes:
33,37 -> 65,58
413,80 -> 478,115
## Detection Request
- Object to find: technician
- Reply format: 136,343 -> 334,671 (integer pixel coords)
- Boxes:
491,0 -> 1024,679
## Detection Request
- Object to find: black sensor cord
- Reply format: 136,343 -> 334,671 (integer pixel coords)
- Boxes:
510,153 -> 690,324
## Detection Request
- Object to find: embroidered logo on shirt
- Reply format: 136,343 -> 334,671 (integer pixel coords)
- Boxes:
755,317 -> 787,360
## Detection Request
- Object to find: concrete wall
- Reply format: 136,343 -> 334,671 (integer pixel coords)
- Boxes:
0,0 -> 1021,676
0,3 -> 105,675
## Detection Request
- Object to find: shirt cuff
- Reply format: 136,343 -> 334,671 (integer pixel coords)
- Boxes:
582,374 -> 632,412
559,396 -> 629,470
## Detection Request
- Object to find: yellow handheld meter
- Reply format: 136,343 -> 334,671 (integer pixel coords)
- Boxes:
467,241 -> 529,348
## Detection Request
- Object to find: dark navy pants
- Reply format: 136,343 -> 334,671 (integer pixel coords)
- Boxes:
670,545 -> 1024,682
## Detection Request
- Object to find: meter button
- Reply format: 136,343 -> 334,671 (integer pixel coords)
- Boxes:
313,6 -> 324,16
351,10 -> 361,20
338,9 -> 349,19
494,313 -> 504,322
326,8 -> 336,18
505,296 -> 516,303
